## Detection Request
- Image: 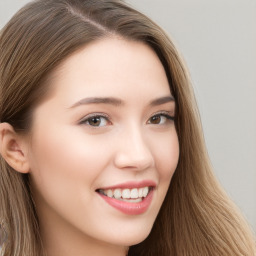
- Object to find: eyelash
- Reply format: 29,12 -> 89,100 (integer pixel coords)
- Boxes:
79,111 -> 174,128
79,113 -> 111,127
147,112 -> 174,125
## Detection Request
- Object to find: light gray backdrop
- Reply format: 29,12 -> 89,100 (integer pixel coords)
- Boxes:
1,0 -> 255,231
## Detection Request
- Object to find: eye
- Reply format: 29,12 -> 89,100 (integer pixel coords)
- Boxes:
148,113 -> 174,125
80,114 -> 111,127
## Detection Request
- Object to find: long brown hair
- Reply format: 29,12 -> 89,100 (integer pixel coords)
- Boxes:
0,0 -> 255,255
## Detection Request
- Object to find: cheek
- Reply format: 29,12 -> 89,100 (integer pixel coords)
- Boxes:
31,125 -> 106,169
28,126 -> 111,201
27,126 -> 117,232
146,130 -> 179,223
152,130 -> 179,210
153,130 -> 179,181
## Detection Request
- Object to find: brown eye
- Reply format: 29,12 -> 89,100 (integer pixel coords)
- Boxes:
148,114 -> 174,125
150,115 -> 162,124
80,115 -> 110,127
88,117 -> 102,126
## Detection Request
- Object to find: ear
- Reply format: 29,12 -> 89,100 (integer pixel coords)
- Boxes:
0,122 -> 30,173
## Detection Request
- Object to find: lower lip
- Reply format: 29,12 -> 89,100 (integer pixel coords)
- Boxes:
98,189 -> 154,215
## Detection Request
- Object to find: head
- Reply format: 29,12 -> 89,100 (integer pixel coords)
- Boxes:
1,1 -> 247,256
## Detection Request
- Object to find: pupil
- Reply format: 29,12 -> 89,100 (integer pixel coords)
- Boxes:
89,117 -> 100,126
151,116 -> 160,124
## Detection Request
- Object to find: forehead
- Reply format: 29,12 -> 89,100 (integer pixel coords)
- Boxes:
45,37 -> 171,104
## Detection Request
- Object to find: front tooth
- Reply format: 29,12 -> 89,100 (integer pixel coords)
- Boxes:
107,189 -> 113,198
138,188 -> 143,197
142,187 -> 149,197
130,188 -> 139,199
122,189 -> 131,199
113,189 -> 122,199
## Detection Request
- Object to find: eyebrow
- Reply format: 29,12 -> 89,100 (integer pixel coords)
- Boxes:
69,95 -> 175,109
69,97 -> 123,108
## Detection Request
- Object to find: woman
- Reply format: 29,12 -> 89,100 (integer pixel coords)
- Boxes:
0,0 -> 255,255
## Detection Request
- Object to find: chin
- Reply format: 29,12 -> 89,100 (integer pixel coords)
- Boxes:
108,224 -> 153,247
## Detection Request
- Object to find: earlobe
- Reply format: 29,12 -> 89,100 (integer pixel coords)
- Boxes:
0,122 -> 30,173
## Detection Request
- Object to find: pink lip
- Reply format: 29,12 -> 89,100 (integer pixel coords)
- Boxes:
98,189 -> 154,215
96,180 -> 156,215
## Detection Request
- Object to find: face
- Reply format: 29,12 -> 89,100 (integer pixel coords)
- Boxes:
27,38 -> 179,252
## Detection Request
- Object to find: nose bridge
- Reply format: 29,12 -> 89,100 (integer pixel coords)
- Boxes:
114,123 -> 154,171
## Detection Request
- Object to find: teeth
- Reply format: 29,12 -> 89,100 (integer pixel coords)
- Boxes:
130,188 -> 138,199
138,188 -> 143,197
107,189 -> 113,198
123,198 -> 142,203
99,187 -> 151,200
122,189 -> 130,199
113,189 -> 122,199
142,187 -> 149,197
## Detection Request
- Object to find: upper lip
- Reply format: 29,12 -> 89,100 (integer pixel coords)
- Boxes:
96,180 -> 157,190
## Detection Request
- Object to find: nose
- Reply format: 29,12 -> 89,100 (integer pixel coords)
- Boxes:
113,125 -> 155,171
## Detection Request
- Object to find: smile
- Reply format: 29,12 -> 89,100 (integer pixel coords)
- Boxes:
96,181 -> 156,215
97,187 -> 152,203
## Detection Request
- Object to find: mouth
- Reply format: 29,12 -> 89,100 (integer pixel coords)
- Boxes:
95,181 -> 156,215
96,186 -> 154,203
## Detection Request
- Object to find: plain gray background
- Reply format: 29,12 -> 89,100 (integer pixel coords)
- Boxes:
0,0 -> 255,231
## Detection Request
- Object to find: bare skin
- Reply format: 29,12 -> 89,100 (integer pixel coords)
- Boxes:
0,37 -> 179,256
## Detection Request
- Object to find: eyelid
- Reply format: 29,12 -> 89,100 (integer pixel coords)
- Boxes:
147,110 -> 175,125
150,110 -> 175,119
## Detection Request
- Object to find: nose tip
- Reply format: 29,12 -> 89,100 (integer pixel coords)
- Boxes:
113,130 -> 154,171
114,151 -> 154,171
